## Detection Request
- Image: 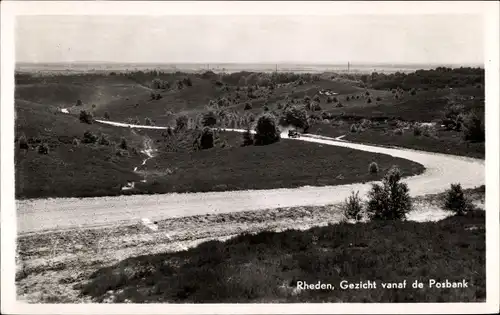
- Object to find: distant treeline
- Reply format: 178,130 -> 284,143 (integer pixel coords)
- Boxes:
339,67 -> 484,91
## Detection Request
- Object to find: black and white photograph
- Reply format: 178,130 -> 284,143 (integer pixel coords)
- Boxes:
1,1 -> 499,314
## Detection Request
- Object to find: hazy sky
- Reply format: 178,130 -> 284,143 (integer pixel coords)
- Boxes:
16,15 -> 484,64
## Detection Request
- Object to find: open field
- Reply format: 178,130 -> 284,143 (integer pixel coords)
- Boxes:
16,187 -> 485,303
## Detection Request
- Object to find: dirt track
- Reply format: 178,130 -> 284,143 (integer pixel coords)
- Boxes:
16,122 -> 484,234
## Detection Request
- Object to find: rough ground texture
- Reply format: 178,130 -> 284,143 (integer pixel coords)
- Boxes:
16,189 -> 485,303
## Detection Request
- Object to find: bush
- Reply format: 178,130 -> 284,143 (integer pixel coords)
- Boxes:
376,96 -> 381,101
82,130 -> 98,144
19,135 -> 28,150
37,143 -> 49,155
198,127 -> 214,150
366,166 -> 412,220
367,98 -> 372,104
175,115 -> 189,131
462,111 -> 485,142
346,96 -> 350,101
254,114 -> 281,146
72,138 -> 80,146
350,124 -> 357,133
326,96 -> 333,103
241,128 -> 254,147
336,102 -> 343,108
183,77 -> 193,87
280,105 -> 309,130
98,134 -> 111,146
313,95 -> 320,102
202,111 -> 218,127
79,110 -> 93,124
333,97 -> 338,102
103,112 -> 110,120
413,125 -> 422,136
311,103 -> 322,111
343,191 -> 363,222
393,128 -> 403,136
76,99 -> 83,106
244,103 -> 252,110
145,117 -> 154,126
365,91 -> 370,96
119,137 -> 128,150
368,162 -> 379,174
263,105 -> 269,112
444,183 -> 471,215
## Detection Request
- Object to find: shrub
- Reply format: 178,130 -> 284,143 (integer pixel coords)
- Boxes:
254,114 -> 281,146
98,134 -> 111,146
183,77 -> 193,87
356,95 -> 360,99
277,103 -> 284,110
198,127 -> 214,150
76,99 -> 83,106
350,124 -> 357,133
313,95 -> 320,102
79,110 -> 93,124
444,183 -> 471,215
82,130 -> 98,144
72,138 -> 80,146
393,128 -> 403,136
244,103 -> 252,110
462,111 -> 485,142
37,143 -> 49,155
103,112 -> 110,120
311,103 -> 322,111
18,135 -> 28,150
343,191 -> 363,222
333,97 -> 338,102
304,95 -> 311,102
326,96 -> 333,103
368,162 -> 379,174
367,98 -> 372,104
119,137 -> 128,150
175,115 -> 189,131
336,102 -> 343,108
280,105 -> 309,130
263,105 -> 269,112
145,117 -> 154,126
346,96 -> 350,101
365,91 -> 370,96
376,96 -> 381,101
413,125 -> 422,136
366,166 -> 412,220
202,111 -> 218,127
241,128 -> 254,146
92,104 -> 96,109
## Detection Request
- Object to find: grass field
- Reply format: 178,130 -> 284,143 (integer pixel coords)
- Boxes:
131,129 -> 424,194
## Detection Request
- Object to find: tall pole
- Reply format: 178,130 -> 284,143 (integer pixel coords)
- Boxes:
348,61 -> 350,73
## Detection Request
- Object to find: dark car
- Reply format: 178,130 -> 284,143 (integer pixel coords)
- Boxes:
288,130 -> 300,138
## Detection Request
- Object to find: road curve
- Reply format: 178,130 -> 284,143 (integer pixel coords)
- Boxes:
17,121 -> 484,234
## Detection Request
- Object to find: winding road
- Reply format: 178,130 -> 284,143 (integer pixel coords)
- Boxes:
16,119 -> 485,234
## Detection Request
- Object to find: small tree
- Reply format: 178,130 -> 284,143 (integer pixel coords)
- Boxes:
18,135 -> 29,150
79,110 -> 93,124
76,99 -> 83,106
175,115 -> 189,132
368,162 -> 379,174
145,117 -> 154,126
254,114 -> 281,145
82,130 -> 98,144
244,102 -> 252,110
72,138 -> 80,146
444,183 -> 470,215
119,137 -> 128,150
343,191 -> 363,222
462,111 -> 485,142
37,143 -> 49,155
103,111 -> 110,120
202,111 -> 218,127
198,127 -> 214,150
366,166 -> 412,220
313,94 -> 320,102
367,98 -> 372,104
242,128 -> 254,146
350,124 -> 358,133
280,105 -> 309,131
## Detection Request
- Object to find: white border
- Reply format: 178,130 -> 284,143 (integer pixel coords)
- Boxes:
1,1 -> 499,314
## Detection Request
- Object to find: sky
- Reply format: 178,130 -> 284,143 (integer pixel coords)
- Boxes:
15,15 -> 484,65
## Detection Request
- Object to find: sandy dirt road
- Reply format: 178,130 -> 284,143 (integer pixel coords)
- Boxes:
16,121 -> 484,234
